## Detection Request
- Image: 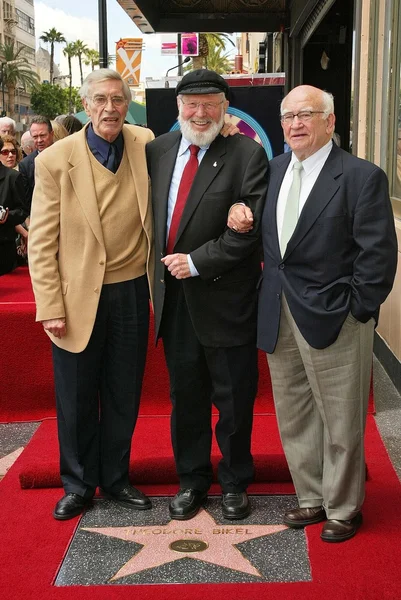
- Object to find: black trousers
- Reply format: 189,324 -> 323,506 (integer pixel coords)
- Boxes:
52,276 -> 149,498
0,241 -> 17,276
161,276 -> 258,493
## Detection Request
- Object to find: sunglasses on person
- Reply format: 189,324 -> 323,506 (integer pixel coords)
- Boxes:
0,149 -> 17,156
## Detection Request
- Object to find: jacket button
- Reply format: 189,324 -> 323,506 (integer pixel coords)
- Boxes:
99,260 -> 105,265
160,279 -> 164,284
279,264 -> 285,270
94,287 -> 99,293
276,293 -> 280,299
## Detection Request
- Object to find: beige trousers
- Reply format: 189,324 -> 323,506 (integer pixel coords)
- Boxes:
267,297 -> 374,520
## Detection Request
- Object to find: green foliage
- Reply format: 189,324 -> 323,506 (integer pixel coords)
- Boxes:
191,33 -> 235,70
30,83 -> 84,118
0,42 -> 39,115
69,87 -> 84,113
30,83 -> 67,119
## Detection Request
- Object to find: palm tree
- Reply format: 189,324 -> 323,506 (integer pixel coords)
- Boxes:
72,40 -> 89,85
39,28 -> 66,84
204,43 -> 234,74
0,42 -> 39,116
191,33 -> 235,70
84,49 -> 99,71
63,42 -> 76,114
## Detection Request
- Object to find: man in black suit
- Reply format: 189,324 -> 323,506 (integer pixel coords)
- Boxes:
18,116 -> 54,214
146,69 -> 269,520
229,85 -> 397,541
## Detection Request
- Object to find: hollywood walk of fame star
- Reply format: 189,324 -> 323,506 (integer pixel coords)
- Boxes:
83,508 -> 288,581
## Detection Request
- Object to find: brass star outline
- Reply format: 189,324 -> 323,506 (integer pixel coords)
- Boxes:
83,508 -> 287,580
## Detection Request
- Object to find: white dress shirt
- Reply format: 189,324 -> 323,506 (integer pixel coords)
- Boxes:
276,140 -> 333,241
167,136 -> 209,276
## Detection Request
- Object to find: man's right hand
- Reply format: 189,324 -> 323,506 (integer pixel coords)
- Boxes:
42,318 -> 66,339
227,204 -> 254,233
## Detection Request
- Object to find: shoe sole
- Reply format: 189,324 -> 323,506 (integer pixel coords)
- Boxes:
222,507 -> 251,520
320,514 -> 363,543
104,496 -> 152,510
169,497 -> 207,521
53,505 -> 89,520
283,514 -> 327,528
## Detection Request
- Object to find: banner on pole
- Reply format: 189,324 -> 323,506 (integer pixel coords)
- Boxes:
116,38 -> 143,86
181,33 -> 199,56
161,35 -> 178,56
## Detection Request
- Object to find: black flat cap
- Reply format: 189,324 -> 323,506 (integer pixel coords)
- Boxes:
176,69 -> 230,98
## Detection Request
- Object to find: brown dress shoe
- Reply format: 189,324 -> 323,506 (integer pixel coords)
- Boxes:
320,512 -> 362,542
284,506 -> 326,528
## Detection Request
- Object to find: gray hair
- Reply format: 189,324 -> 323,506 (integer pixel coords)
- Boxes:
280,89 -> 334,118
30,115 -> 53,133
0,116 -> 16,133
79,69 -> 131,103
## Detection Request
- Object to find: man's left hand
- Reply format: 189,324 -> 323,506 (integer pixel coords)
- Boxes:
221,121 -> 240,137
162,253 -> 191,279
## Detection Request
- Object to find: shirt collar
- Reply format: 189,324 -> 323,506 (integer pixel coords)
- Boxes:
87,123 -> 124,160
290,139 -> 333,174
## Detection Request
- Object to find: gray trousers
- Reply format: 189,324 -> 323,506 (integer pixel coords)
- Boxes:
267,297 -> 374,520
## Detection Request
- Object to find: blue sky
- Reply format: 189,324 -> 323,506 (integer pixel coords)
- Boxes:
35,0 -> 181,80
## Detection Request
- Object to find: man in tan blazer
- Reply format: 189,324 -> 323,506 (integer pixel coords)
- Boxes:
29,69 -> 155,520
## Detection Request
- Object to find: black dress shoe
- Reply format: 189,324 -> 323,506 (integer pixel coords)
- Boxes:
53,493 -> 91,521
103,485 -> 152,510
283,506 -> 326,528
222,492 -> 250,520
321,512 -> 362,543
169,489 -> 207,520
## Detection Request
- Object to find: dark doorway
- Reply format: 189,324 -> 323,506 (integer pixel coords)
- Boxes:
302,0 -> 354,152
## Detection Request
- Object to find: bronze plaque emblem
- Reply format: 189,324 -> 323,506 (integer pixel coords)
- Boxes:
169,539 -> 209,553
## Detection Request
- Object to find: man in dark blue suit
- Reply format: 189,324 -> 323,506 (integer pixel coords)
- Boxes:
18,116 -> 54,215
229,85 -> 397,542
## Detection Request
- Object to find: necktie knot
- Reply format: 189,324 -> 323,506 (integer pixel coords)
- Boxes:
189,144 -> 200,157
293,161 -> 303,172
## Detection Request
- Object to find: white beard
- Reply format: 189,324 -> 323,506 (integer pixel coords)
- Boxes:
178,111 -> 225,147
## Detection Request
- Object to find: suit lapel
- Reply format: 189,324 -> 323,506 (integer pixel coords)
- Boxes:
155,133 -> 181,251
68,126 -> 104,247
175,135 -> 226,247
123,125 -> 150,227
284,144 -> 342,257
267,153 -> 291,258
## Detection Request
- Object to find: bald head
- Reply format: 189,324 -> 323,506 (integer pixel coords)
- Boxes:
21,131 -> 35,155
280,85 -> 336,161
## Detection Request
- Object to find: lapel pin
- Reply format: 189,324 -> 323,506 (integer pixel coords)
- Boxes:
213,161 -> 217,167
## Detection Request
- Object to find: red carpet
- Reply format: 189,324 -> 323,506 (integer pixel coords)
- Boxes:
0,267 -> 374,422
1,415 -> 400,599
17,415 -> 293,490
0,268 -> 275,422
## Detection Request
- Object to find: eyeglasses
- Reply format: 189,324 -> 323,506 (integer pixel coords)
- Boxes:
89,95 -> 127,107
280,111 -> 325,124
0,149 -> 17,156
180,98 -> 225,111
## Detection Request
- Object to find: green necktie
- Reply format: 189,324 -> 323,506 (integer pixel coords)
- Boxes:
280,161 -> 303,256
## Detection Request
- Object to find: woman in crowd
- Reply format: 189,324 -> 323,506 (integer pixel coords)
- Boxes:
0,134 -> 22,170
51,120 -> 69,142
0,137 -> 28,275
62,115 -> 83,134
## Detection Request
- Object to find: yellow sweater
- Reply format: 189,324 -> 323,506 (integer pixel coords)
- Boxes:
88,148 -> 147,285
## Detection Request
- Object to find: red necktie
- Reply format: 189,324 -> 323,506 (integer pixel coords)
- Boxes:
166,144 -> 200,254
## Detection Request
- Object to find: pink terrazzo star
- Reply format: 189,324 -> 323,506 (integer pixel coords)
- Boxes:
83,508 -> 288,580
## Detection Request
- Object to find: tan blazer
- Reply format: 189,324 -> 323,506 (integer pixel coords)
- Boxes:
29,124 -> 155,353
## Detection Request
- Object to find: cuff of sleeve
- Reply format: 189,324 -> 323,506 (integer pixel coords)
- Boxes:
187,254 -> 200,277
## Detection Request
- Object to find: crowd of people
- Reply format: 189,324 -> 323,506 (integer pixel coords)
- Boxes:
2,68 -> 398,544
0,114 -> 83,276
